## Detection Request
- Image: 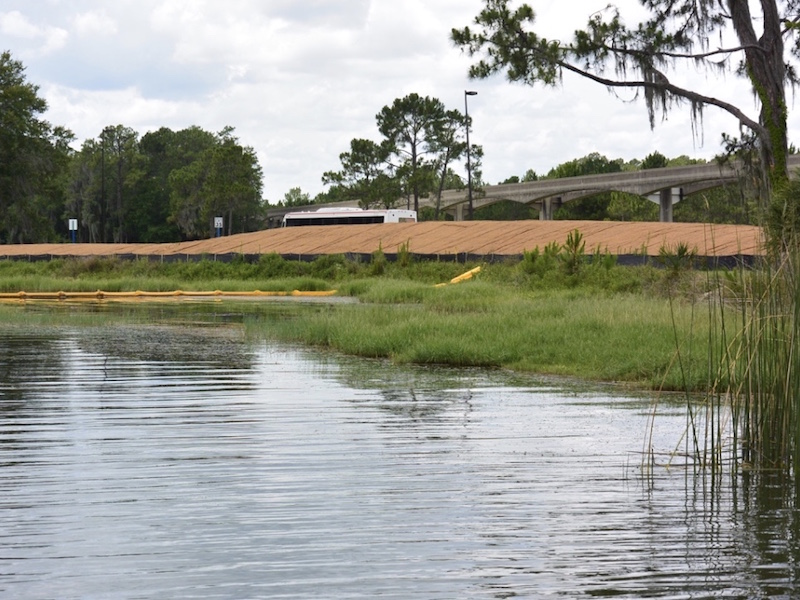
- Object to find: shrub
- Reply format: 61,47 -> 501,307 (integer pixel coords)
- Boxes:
370,243 -> 387,276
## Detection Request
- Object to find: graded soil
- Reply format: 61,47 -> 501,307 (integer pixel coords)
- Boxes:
0,220 -> 764,262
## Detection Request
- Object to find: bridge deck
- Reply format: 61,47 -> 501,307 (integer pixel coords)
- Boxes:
0,221 -> 764,261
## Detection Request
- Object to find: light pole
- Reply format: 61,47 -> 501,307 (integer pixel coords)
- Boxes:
464,90 -> 477,220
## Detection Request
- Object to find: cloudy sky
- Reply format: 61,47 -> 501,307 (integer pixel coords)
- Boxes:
2,0 -> 785,202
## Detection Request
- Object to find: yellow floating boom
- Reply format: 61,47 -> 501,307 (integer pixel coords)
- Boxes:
434,266 -> 481,288
0,289 -> 338,302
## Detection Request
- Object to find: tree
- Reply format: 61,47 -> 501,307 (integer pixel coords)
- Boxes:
0,51 -> 74,243
133,126 -> 217,242
377,93 -> 449,213
67,125 -> 142,243
168,129 -> 264,238
522,169 -> 538,182
322,138 -> 397,208
606,153 -> 665,221
281,187 -> 311,207
104,125 -> 141,243
641,151 -> 668,171
429,109 -> 469,219
548,153 -> 623,220
452,0 -> 797,236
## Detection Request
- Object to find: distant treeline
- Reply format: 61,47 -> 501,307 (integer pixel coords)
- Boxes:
2,50 -> 265,244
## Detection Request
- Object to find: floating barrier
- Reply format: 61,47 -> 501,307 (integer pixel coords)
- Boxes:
0,267 -> 481,302
434,266 -> 481,288
0,289 -> 338,302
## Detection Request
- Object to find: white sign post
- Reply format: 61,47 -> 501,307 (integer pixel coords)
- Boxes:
68,218 -> 78,243
214,216 -> 223,237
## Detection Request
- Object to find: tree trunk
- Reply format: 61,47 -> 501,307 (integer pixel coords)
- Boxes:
730,0 -> 788,186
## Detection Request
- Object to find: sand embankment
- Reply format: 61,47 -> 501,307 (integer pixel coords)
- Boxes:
0,220 -> 764,261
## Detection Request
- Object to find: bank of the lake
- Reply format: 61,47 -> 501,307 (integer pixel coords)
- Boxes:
0,253 -> 723,392
247,282 -> 713,392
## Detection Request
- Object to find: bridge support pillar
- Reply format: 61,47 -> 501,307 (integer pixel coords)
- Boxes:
454,204 -> 464,221
539,197 -> 562,220
659,188 -> 673,223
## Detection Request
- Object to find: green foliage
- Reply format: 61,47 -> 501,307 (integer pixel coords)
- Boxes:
323,94 -> 470,215
606,192 -> 659,221
766,178 -> 800,251
512,232 -> 641,294
257,253 -> 300,278
418,206 -> 452,221
0,51 -> 74,243
309,254 -> 351,280
169,129 -> 264,239
546,154 -> 623,221
397,240 -> 413,268
250,281 -> 713,389
546,152 -> 623,179
657,242 -> 698,278
350,279 -> 434,304
559,229 -> 586,275
474,200 -> 538,220
678,249 -> 800,476
281,187 -> 311,207
370,243 -> 388,276
674,185 -> 759,225
376,93 -> 452,212
322,138 -> 396,208
641,151 -> 668,170
520,247 -> 546,276
591,246 -> 617,271
66,122 -> 264,244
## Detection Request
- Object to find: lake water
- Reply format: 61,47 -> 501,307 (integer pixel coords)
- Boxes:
1,305 -> 799,598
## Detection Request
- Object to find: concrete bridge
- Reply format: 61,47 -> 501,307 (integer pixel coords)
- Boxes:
268,155 -> 800,225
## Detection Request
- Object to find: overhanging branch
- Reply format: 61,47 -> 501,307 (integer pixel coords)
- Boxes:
555,59 -> 768,140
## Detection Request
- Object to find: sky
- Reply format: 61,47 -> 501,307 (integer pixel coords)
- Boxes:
2,0 -> 790,202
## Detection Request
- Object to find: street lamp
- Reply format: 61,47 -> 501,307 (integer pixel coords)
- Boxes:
464,90 -> 478,220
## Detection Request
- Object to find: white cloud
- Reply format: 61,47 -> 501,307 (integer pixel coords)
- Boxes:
72,11 -> 118,37
5,0 -> 795,201
0,10 -> 68,55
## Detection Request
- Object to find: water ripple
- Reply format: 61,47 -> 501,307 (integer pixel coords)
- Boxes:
0,329 -> 798,598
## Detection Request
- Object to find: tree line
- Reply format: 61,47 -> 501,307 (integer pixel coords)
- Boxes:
1,50 -> 263,244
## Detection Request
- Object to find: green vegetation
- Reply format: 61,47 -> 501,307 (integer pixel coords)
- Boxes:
0,255 -> 339,294
252,282 -> 711,390
0,240 -> 719,392
687,249 -> 800,477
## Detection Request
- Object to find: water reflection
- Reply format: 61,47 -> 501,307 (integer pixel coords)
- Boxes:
0,306 -> 798,598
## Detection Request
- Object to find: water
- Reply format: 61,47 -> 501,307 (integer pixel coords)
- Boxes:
1,309 -> 799,598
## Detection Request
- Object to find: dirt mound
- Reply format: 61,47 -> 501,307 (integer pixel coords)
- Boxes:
0,220 -> 763,260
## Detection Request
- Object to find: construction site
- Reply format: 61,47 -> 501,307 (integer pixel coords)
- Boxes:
0,220 -> 764,265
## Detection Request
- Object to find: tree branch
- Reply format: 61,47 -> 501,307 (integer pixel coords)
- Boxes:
552,58 -> 768,140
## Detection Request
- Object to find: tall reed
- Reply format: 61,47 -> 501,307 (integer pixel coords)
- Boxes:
727,251 -> 800,475
672,248 -> 800,480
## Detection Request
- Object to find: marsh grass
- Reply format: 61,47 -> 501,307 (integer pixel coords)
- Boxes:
717,253 -> 800,476
0,257 -> 335,294
644,242 -> 800,482
251,280 -> 714,388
